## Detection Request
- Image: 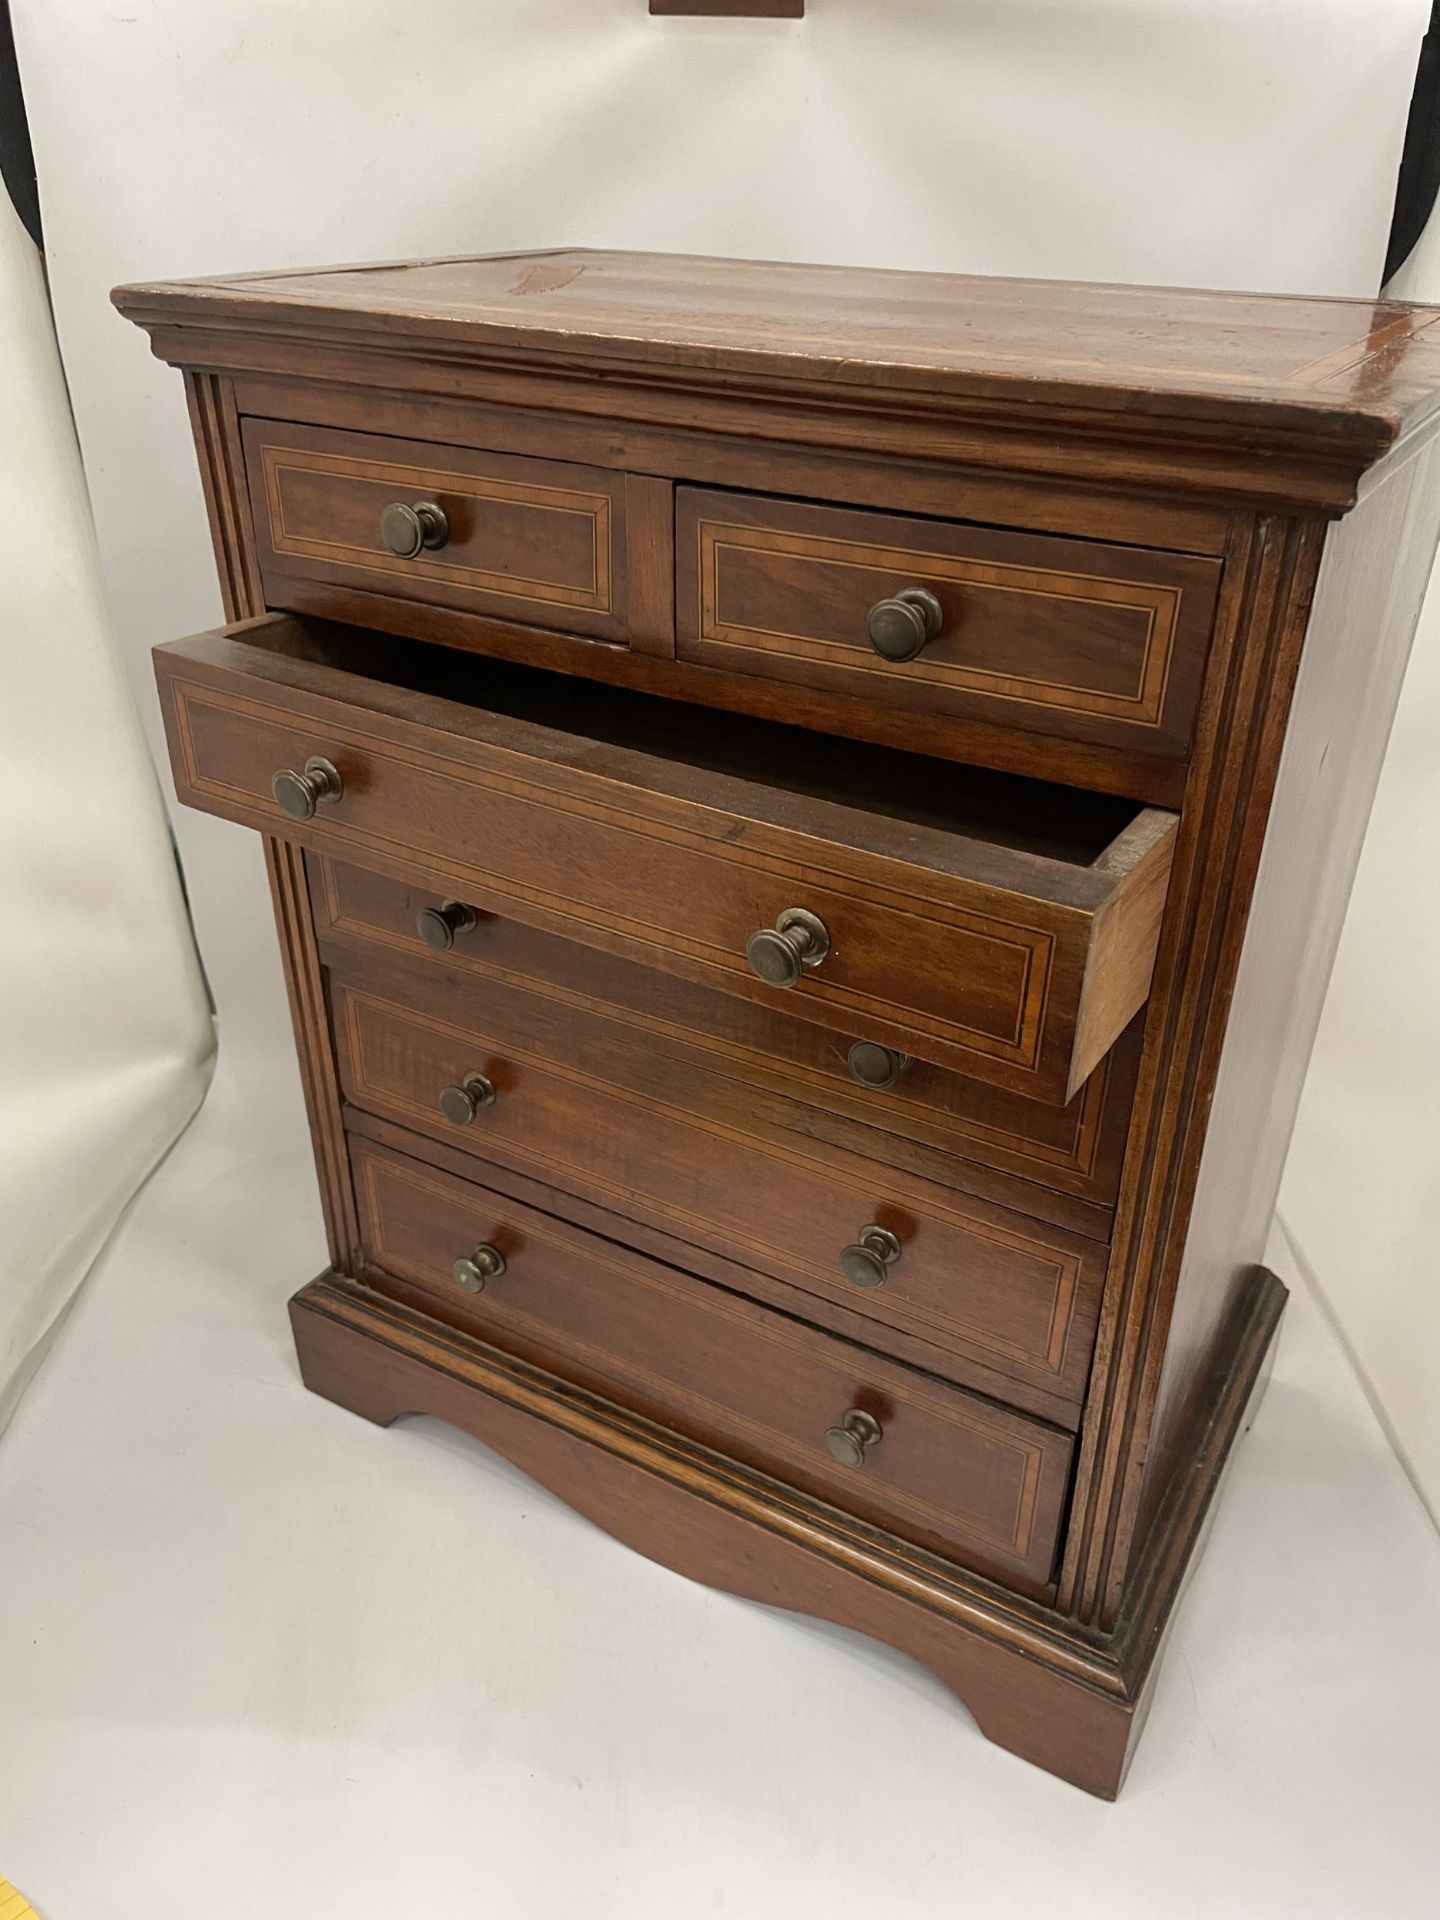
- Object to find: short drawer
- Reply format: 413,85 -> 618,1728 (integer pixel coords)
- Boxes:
676,487 -> 1222,765
245,419 -> 660,649
329,970 -> 1108,1419
311,854 -> 1139,1229
156,615 -> 1176,1104
350,1134 -> 1074,1593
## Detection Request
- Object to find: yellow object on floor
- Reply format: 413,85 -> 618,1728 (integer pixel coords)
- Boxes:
0,1880 -> 38,1919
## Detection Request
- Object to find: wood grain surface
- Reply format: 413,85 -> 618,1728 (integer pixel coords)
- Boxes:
245,417 -> 659,649
676,486 -> 1220,761
115,250 -> 1440,492
329,966 -> 1108,1419
350,1135 -> 1073,1591
154,613 -> 1174,1102
124,248 -> 1440,1796
308,854 -> 1141,1232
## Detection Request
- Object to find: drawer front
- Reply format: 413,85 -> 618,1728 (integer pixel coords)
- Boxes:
156,616 -> 1175,1104
311,855 -> 1139,1223
330,973 -> 1107,1418
245,419 -> 654,648
351,1135 -> 1073,1593
676,488 -> 1222,763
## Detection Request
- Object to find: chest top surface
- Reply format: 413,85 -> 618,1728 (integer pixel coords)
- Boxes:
115,247 -> 1440,467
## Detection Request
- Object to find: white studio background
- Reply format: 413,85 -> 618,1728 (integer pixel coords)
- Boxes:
0,171 -> 212,1432
11,0 -> 1436,1498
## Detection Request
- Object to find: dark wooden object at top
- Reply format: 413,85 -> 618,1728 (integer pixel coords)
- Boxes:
115,249 -> 1440,1797
651,1 -> 803,14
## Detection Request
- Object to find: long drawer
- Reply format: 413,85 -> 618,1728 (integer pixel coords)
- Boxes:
326,961 -> 1108,1420
155,613 -> 1175,1104
309,855 -> 1140,1231
350,1133 -> 1075,1595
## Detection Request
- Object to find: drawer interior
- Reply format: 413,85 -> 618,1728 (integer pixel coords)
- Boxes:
245,614 -> 1145,864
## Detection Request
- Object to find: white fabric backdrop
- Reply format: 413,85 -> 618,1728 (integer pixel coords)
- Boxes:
10,0 -> 1435,1501
0,187 -> 213,1433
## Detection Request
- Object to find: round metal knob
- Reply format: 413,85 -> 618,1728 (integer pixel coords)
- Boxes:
839,1225 -> 902,1290
452,1244 -> 506,1293
847,1042 -> 912,1091
745,907 -> 831,989
865,586 -> 944,662
824,1409 -> 883,1469
416,900 -> 478,951
380,500 -> 450,559
270,755 -> 343,821
438,1073 -> 497,1126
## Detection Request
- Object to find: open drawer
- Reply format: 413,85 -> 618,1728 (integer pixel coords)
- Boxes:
155,614 -> 1177,1103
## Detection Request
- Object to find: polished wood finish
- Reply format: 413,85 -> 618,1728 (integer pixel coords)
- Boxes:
676,486 -> 1221,762
307,855 -> 1141,1233
291,1257 -> 1285,1799
327,961 -> 1108,1419
115,251 -> 1440,506
120,248 -> 1440,1795
350,1135 -> 1072,1592
216,379 -> 1230,807
1126,425 -> 1440,1562
244,418 -> 666,651
155,612 -> 1173,1104
651,2 -> 804,17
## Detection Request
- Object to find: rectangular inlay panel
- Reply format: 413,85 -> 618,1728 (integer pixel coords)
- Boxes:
352,1134 -> 1074,1592
245,419 -> 634,644
676,487 -> 1222,760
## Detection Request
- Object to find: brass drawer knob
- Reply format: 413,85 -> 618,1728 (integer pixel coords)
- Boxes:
865,586 -> 944,662
846,1042 -> 912,1091
452,1244 -> 506,1293
416,900 -> 478,950
745,907 -> 831,988
438,1072 -> 497,1125
840,1224 -> 902,1290
824,1408 -> 883,1469
380,499 -> 449,558
270,755 -> 343,821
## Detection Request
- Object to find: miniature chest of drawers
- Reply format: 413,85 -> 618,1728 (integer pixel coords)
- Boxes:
115,251 -> 1440,1795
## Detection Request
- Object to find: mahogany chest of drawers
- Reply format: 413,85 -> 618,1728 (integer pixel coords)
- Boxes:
115,251 -> 1440,1795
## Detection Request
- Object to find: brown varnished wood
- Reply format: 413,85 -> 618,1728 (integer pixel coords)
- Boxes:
260,572 -> 1192,807
349,1134 -> 1071,1593
153,612 -> 1174,1103
327,965 -> 1108,1421
338,1096 -> 1112,1444
1128,427 -> 1440,1554
289,1258 -> 1285,1798
675,486 -> 1221,763
124,253 -> 1440,1796
651,2 -> 803,16
116,251 -> 1440,507
117,318 -> 1384,514
307,854 -> 1140,1234
181,373 -> 360,1267
1057,513 -> 1325,1625
228,372 -> 1234,557
243,417 -> 659,652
